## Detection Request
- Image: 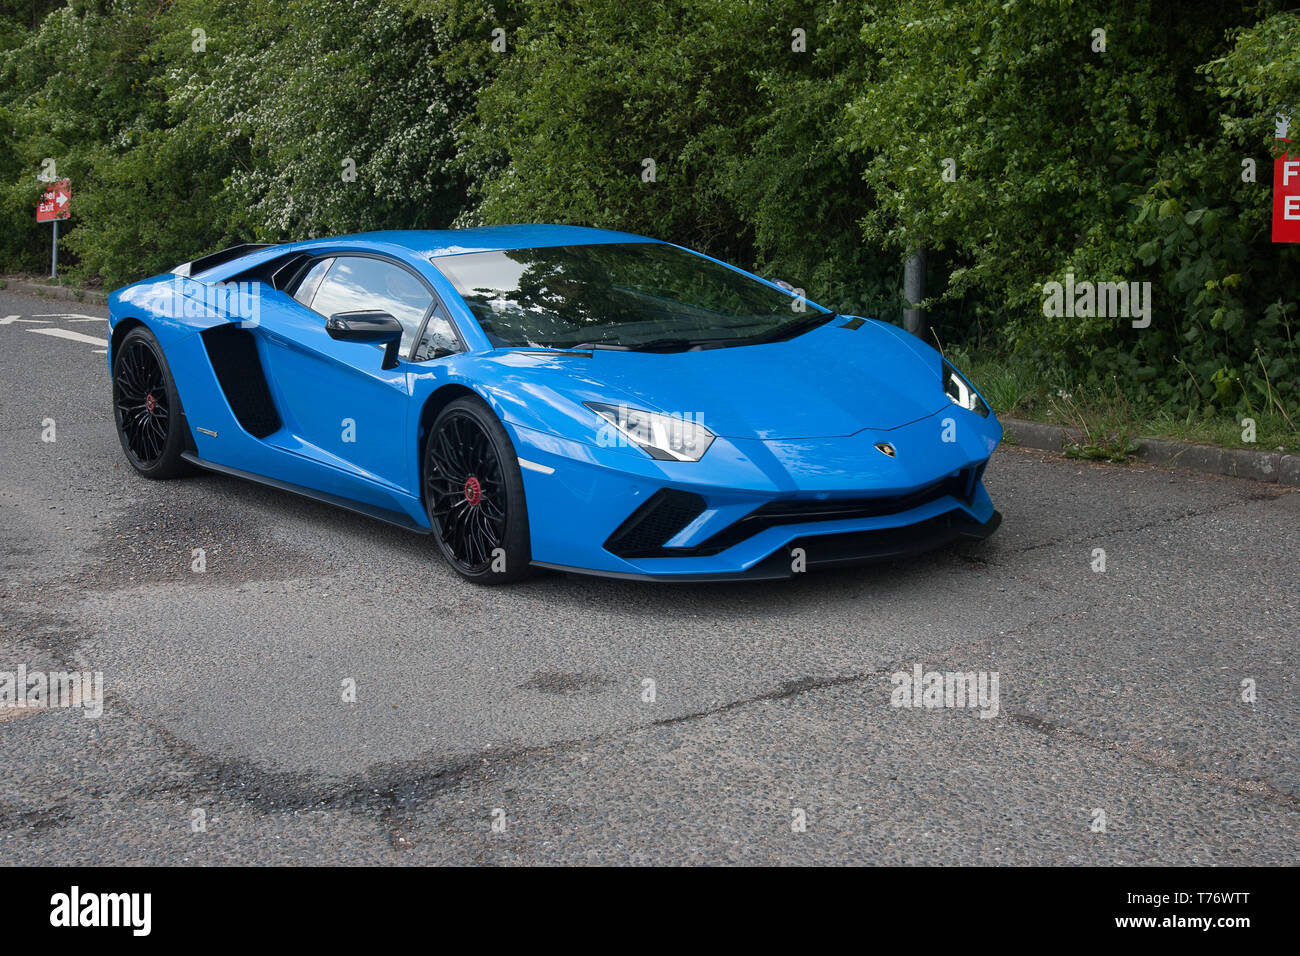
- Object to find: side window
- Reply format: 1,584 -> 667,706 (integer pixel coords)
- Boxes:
292,258 -> 333,307
411,305 -> 461,362
309,256 -> 432,353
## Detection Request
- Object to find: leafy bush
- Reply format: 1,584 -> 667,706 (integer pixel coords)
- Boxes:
461,0 -> 901,316
0,0 -> 1294,430
846,0 -> 1296,426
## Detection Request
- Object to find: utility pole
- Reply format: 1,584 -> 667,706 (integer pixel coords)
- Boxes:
903,248 -> 927,340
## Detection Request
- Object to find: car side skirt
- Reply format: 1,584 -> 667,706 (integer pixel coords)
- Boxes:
180,452 -> 430,534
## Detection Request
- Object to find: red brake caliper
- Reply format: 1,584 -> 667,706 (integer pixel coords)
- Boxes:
463,476 -> 482,507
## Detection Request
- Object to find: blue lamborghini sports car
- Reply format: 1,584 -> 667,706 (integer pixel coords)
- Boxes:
107,225 -> 1002,583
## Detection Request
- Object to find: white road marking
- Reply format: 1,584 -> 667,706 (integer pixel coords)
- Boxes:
0,315 -> 49,325
33,313 -> 103,320
28,327 -> 109,347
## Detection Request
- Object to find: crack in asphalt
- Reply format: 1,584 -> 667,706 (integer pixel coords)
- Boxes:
5,551 -> 1292,845
21,603 -> 1281,835
3,619 -> 1293,844
1005,711 -> 1300,809
987,488 -> 1291,562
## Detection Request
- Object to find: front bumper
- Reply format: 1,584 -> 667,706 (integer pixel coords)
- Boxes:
534,508 -> 1001,581
509,406 -> 1003,580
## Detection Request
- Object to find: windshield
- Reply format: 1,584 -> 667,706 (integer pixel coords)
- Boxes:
431,242 -> 831,350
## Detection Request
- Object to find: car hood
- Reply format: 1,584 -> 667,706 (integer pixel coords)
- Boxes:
554,318 -> 947,440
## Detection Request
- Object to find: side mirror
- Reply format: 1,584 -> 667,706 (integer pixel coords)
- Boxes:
326,311 -> 403,369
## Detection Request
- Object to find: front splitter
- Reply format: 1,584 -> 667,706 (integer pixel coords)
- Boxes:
532,509 -> 1002,583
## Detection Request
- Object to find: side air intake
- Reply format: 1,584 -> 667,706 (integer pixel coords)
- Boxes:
199,324 -> 282,439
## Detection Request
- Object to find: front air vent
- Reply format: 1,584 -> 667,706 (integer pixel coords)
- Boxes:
200,324 -> 282,439
611,469 -> 980,560
604,489 -> 708,558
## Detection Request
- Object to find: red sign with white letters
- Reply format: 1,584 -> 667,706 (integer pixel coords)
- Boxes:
36,179 -> 71,223
1274,145 -> 1300,243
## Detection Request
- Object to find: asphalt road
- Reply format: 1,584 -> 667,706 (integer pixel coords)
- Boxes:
1,287 -> 1296,865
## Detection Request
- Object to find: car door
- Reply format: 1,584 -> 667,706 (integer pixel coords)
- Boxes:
259,254 -> 433,494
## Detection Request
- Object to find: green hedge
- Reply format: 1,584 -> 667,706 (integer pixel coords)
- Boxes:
0,0 -> 1295,423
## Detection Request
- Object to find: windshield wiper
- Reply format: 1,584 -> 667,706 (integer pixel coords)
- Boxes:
749,310 -> 838,345
626,337 -> 703,351
573,338 -> 700,352
560,314 -> 838,353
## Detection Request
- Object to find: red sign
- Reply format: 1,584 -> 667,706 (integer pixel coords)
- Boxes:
36,179 -> 71,223
1274,145 -> 1300,243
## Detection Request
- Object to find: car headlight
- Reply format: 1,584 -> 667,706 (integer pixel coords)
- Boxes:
942,359 -> 990,418
585,402 -> 716,461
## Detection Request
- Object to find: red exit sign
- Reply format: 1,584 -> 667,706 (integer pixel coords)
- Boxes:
36,179 -> 71,223
1275,146 -> 1300,243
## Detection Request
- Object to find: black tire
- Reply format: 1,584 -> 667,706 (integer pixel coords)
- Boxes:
112,326 -> 194,479
423,396 -> 533,584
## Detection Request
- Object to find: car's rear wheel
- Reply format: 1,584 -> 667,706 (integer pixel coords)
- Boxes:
424,397 -> 532,584
112,326 -> 193,479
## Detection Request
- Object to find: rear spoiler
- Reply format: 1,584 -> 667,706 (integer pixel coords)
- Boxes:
171,243 -> 274,278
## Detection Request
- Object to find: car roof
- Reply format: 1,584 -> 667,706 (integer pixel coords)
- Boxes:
315,224 -> 659,258
174,225 -> 663,284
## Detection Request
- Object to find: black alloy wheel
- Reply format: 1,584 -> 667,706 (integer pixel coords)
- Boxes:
112,326 -> 192,479
424,397 -> 532,583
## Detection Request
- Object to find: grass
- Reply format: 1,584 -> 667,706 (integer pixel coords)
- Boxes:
1045,387 -> 1142,463
955,352 -> 1298,457
0,271 -> 106,302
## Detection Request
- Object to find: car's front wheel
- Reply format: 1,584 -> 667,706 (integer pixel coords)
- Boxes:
112,326 -> 193,479
423,396 -> 533,584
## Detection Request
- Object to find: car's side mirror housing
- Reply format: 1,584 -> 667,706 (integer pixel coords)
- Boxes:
326,311 -> 403,369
